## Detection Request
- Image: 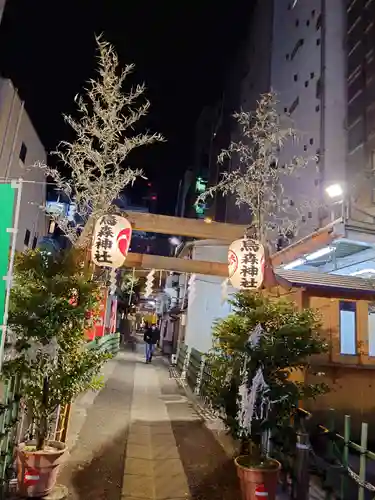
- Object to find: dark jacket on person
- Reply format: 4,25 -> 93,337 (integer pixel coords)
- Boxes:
143,326 -> 160,345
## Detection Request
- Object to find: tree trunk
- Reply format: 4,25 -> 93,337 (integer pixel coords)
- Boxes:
36,377 -> 49,451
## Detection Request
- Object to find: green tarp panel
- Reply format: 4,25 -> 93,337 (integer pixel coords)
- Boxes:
0,184 -> 15,344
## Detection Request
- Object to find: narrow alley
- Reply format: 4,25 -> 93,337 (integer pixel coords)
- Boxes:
58,346 -> 241,500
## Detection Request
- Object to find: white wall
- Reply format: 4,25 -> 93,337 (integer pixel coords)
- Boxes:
184,242 -> 234,354
0,79 -> 47,251
271,0 -> 323,238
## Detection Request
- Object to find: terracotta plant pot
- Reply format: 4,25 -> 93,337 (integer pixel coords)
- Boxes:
234,455 -> 281,500
16,440 -> 67,498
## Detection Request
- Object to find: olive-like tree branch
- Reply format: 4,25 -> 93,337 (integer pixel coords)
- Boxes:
36,36 -> 164,247
197,92 -> 318,246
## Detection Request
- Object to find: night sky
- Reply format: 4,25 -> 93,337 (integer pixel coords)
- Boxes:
0,0 -> 251,214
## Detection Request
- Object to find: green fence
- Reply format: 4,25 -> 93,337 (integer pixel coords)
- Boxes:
86,331 -> 120,356
176,344 -> 188,375
186,348 -> 203,393
0,376 -> 20,496
305,409 -> 375,500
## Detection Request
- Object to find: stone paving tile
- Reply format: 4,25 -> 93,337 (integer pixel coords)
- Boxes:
151,443 -> 180,460
126,443 -> 153,460
124,458 -> 153,476
122,474 -> 154,499
147,423 -> 173,434
152,458 -> 185,477
128,432 -> 152,446
153,472 -> 190,499
150,433 -> 177,447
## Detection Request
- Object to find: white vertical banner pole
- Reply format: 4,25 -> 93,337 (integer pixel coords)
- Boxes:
0,178 -> 22,373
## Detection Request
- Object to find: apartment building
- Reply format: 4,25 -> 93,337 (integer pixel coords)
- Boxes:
271,0 -> 347,238
0,78 -> 48,251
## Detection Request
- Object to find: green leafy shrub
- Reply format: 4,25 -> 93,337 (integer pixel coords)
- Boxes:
205,292 -> 329,464
3,250 -> 110,450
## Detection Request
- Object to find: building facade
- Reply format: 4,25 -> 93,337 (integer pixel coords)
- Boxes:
205,0 -> 348,239
271,0 -> 347,238
346,0 -> 375,210
0,78 -> 48,251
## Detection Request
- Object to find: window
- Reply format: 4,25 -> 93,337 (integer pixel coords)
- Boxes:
289,199 -> 295,206
315,105 -> 320,112
284,107 -> 288,113
305,80 -> 309,87
19,142 -> 27,163
286,53 -> 290,60
294,74 -> 298,81
311,10 -> 316,17
371,150 -> 375,171
289,96 -> 299,114
291,39 -> 304,60
368,304 -> 375,356
316,14 -> 322,30
304,145 -> 308,151
317,38 -> 321,46
310,72 -> 315,79
24,229 -> 31,247
295,19 -> 299,27
308,211 -> 312,218
339,301 -> 357,355
306,20 -> 310,27
309,138 -> 314,145
32,236 -> 38,249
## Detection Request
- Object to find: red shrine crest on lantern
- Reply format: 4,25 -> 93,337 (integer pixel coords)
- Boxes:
228,238 -> 265,290
92,215 -> 132,268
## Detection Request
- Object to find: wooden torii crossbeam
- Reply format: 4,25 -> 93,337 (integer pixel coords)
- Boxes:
124,211 -> 248,241
122,212 -> 343,278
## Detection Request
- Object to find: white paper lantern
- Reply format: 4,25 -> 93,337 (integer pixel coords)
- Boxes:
92,215 -> 132,268
228,238 -> 265,290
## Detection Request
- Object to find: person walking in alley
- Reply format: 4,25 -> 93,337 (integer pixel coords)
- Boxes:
144,323 -> 160,363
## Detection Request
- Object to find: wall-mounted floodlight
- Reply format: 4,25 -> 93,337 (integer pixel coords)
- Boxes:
325,183 -> 343,199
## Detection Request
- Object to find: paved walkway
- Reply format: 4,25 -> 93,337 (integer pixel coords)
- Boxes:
58,345 -> 325,500
59,346 -> 240,500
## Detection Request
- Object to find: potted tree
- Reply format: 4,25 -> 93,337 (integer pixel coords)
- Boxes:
2,250 -> 110,498
205,292 -> 328,500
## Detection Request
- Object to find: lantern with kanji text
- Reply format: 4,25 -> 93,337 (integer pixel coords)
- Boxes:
228,238 -> 265,290
92,215 -> 132,268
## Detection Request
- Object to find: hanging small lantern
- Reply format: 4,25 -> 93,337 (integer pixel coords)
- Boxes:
92,215 -> 132,268
228,238 -> 265,290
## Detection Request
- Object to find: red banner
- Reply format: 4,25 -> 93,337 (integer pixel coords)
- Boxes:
85,290 -> 107,340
